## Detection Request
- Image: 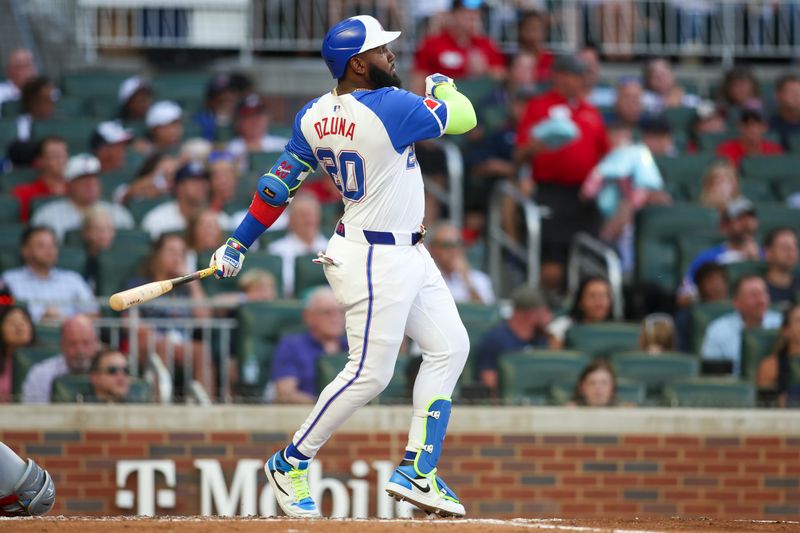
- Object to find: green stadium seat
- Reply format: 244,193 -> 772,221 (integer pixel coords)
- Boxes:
0,118 -> 19,146
724,260 -> 767,286
34,324 -> 61,347
740,155 -> 800,181
32,118 -> 98,152
456,77 -> 500,107
754,204 -> 800,238
697,131 -> 735,152
741,180 -> 777,203
564,323 -> 641,359
691,300 -> 735,353
611,351 -> 699,400
0,195 -> 20,223
127,197 -> 170,225
95,247 -> 150,295
1,100 -> 19,118
788,135 -> 800,155
549,378 -> 646,406
0,168 -> 38,193
57,245 -> 87,274
84,96 -> 119,119
663,107 -> 697,136
260,229 -> 288,248
635,205 -> 719,290
741,328 -> 781,382
151,73 -> 208,101
655,154 -> 716,185
248,152 -> 282,173
12,346 -> 59,400
0,223 -> 25,253
55,95 -> 86,117
498,350 -> 589,405
201,250 -> 283,296
321,203 -> 343,235
62,71 -> 132,98
100,169 -> 136,199
63,228 -> 151,250
294,254 -> 329,297
773,175 -> 800,200
456,302 -> 501,326
677,233 -> 724,280
51,374 -> 152,403
663,378 -> 756,407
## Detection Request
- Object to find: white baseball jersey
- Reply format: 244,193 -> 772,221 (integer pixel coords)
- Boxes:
286,87 -> 450,232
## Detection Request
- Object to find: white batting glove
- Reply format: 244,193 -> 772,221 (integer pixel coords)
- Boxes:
425,73 -> 456,99
210,238 -> 247,279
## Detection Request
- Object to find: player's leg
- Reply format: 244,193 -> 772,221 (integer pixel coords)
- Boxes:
266,237 -> 423,517
385,246 -> 470,517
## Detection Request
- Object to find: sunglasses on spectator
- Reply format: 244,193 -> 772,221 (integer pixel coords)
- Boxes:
101,366 -> 130,376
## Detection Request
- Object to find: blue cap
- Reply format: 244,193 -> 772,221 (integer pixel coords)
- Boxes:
322,15 -> 401,79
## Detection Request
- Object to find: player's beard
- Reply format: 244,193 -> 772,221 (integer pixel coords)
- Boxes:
368,63 -> 402,89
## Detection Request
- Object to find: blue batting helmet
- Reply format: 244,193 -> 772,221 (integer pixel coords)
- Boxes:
321,15 -> 401,79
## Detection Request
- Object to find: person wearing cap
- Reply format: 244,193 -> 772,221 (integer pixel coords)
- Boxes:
0,48 -> 38,116
141,161 -> 230,240
515,53 -> 610,293
412,0 -> 506,93
11,136 -> 69,222
194,73 -> 238,141
118,76 -> 153,122
678,196 -> 762,305
716,106 -> 783,168
145,100 -> 184,153
30,153 -> 133,242
476,285 -> 553,395
639,114 -> 677,157
226,94 -> 289,171
90,121 -> 134,173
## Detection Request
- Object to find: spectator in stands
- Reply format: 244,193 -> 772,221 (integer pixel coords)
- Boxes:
267,194 -> 328,298
31,153 -> 134,242
428,222 -> 494,304
114,152 -> 178,204
702,275 -> 781,376
80,206 -> 116,292
716,107 -> 782,168
412,0 -> 506,93
516,10 -> 554,82
270,287 -> 347,404
86,349 -> 133,404
768,73 -> 800,149
185,209 -> 223,272
579,45 -> 615,108
21,314 -> 98,404
566,359 -> 618,407
757,305 -> 800,407
90,121 -> 133,174
515,54 -> 609,292
678,197 -> 761,304
2,227 -> 97,323
145,101 -> 184,153
687,101 -> 728,153
15,76 -> 57,141
699,160 -> 740,211
0,305 -> 35,403
675,262 -> 730,352
208,151 -> 240,215
141,161 -> 228,240
118,76 -> 153,122
639,313 -> 677,354
763,227 -> 800,307
720,66 -> 761,114
11,136 -> 68,221
195,73 -> 238,142
0,49 -> 38,116
639,114 -> 677,157
238,269 -> 278,302
476,285 -> 553,395
226,94 -> 289,172
642,58 -> 700,114
607,77 -> 644,129
548,276 -> 613,348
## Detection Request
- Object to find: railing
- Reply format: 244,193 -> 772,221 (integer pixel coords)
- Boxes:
487,180 -> 542,298
567,232 -> 624,320
423,140 -> 465,232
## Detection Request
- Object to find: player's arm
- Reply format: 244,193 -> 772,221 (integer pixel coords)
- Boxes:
0,442 -> 56,516
426,74 -> 477,135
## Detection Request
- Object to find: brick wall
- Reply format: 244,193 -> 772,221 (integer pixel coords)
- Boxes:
2,428 -> 799,519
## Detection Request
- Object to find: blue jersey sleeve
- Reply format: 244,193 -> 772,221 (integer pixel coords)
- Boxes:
354,88 -> 449,154
285,98 -> 320,170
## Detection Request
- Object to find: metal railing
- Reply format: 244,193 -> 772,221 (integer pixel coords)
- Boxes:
567,232 -> 624,320
487,180 -> 542,297
423,140 -> 465,232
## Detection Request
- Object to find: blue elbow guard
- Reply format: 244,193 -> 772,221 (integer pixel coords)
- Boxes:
256,150 -> 313,207
414,396 -> 452,476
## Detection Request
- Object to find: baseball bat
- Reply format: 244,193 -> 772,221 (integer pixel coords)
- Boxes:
108,266 -> 217,312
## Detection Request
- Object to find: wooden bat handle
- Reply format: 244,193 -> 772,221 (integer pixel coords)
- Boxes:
108,266 -> 218,312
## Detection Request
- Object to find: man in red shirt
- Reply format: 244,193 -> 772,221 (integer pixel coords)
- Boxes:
11,136 -> 68,221
515,54 -> 610,292
717,107 -> 783,168
412,0 -> 506,93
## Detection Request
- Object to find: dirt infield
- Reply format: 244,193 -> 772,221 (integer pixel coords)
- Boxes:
2,517 -> 799,532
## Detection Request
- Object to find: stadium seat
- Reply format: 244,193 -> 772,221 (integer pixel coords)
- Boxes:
740,180 -> 777,203
457,303 -> 502,384
740,155 -> 800,181
261,229 -> 289,248
549,378 -> 646,406
95,247 -> 151,295
34,324 -> 61,347
0,100 -> 19,118
32,118 -> 98,153
57,245 -> 87,274
0,168 -> 38,193
676,233 -> 724,280
654,154 -> 717,190
723,260 -> 766,286
741,328 -> 780,381
127,197 -> 170,225
663,107 -> 696,136
12,346 -> 59,400
788,135 -> 800,154
0,195 -> 20,224
64,228 -> 151,250
611,351 -> 699,400
696,131 -> 735,152
201,250 -> 284,296
773,175 -> 800,200
456,77 -> 500,107
0,223 -> 25,253
690,300 -> 735,353
635,204 -> 719,290
248,151 -> 283,173
753,204 -> 800,239
662,378 -> 756,407
84,96 -> 118,119
62,71 -> 132,99
294,254 -> 329,297
498,350 -> 589,405
0,118 -> 19,147
563,323 -> 641,359
51,374 -> 152,403
100,169 -> 136,199
151,72 -> 209,101
321,203 -> 344,234
55,95 -> 86,118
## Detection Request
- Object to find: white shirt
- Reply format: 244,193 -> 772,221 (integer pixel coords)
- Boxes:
227,135 -> 289,172
141,201 -> 232,240
2,267 -> 98,323
31,199 -> 134,242
442,269 -> 495,304
267,232 -> 329,297
701,310 -> 783,376
21,354 -> 68,404
0,80 -> 20,117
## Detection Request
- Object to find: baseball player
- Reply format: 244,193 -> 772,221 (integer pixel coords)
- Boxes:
0,441 -> 56,516
211,15 -> 476,518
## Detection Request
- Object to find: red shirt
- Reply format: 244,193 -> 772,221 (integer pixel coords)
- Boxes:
11,178 -> 60,222
534,50 -> 554,82
716,139 -> 783,168
516,90 -> 609,186
413,31 -> 506,79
